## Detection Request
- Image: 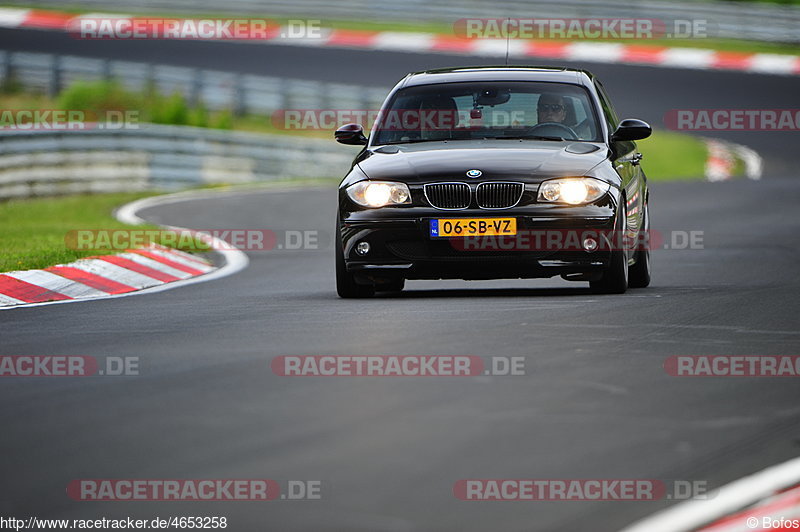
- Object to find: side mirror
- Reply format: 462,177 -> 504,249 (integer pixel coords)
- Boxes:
611,119 -> 652,142
335,123 -> 367,145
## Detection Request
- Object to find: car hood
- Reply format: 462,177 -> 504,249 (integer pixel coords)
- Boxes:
356,140 -> 609,184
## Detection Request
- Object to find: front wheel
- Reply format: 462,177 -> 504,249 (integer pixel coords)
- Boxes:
590,201 -> 629,294
335,225 -> 374,299
628,202 -> 651,288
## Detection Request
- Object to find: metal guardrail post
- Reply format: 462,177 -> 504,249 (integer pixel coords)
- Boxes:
190,68 -> 202,107
48,55 -> 61,98
0,52 -> 11,92
319,81 -> 331,111
233,73 -> 246,116
145,63 -> 156,94
279,77 -> 290,111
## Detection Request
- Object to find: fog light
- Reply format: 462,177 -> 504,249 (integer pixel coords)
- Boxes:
356,242 -> 370,255
583,237 -> 598,252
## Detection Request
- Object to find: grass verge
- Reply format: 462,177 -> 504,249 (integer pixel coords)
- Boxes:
638,129 -> 709,181
0,178 -> 342,274
0,192 -> 207,272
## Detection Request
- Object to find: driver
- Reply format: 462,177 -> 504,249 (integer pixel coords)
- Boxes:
536,93 -> 590,139
537,93 -> 567,125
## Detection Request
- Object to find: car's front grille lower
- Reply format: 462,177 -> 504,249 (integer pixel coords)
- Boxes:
386,240 -> 552,261
424,183 -> 471,210
476,182 -> 524,209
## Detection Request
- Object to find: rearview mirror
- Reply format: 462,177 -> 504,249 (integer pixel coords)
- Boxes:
611,119 -> 652,142
335,123 -> 367,145
476,88 -> 511,106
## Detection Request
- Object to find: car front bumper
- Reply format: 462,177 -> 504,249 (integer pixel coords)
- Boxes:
339,204 -> 619,282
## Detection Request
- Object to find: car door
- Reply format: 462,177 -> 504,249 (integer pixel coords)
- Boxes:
594,80 -> 645,245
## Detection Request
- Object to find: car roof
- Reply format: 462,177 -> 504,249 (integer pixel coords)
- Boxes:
399,66 -> 594,88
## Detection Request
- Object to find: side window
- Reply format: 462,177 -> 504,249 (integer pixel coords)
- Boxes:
593,80 -> 619,135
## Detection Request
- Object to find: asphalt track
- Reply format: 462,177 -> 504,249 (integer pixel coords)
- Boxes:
1,27 -> 800,531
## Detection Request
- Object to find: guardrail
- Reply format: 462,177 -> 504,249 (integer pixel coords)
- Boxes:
0,51 -> 389,112
0,51 -> 380,200
4,0 -> 799,43
0,126 -> 357,200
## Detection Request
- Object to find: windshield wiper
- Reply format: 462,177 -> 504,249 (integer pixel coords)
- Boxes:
482,134 -> 566,142
380,139 -> 437,145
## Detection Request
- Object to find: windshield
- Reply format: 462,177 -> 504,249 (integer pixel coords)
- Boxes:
372,81 -> 602,145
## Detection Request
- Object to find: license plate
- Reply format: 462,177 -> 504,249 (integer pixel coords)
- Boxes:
430,218 -> 517,238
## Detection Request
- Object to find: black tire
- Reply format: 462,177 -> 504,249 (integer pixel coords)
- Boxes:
628,202 -> 651,289
335,225 -> 374,299
590,200 -> 629,294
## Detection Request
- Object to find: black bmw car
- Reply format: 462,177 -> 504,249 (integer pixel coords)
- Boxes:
335,66 -> 652,298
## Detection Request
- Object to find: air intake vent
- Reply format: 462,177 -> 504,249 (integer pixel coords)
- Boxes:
476,182 -> 524,209
424,182 -> 471,210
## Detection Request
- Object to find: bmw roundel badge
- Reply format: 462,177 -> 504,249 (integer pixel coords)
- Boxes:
466,169 -> 482,178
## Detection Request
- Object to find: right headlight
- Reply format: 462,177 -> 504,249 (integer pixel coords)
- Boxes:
346,181 -> 411,208
537,177 -> 610,205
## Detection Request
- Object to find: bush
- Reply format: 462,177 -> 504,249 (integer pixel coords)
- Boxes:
189,101 -> 210,128
58,80 -> 140,116
212,110 -> 234,130
150,91 -> 191,126
53,79 -> 244,131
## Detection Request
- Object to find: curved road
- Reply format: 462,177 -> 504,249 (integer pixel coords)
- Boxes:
1,28 -> 800,531
2,178 -> 800,530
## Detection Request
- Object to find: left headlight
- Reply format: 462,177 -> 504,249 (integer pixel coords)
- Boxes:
346,181 -> 411,208
537,177 -> 610,205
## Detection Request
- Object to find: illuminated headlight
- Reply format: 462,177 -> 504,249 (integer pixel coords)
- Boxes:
346,181 -> 411,208
537,177 -> 610,205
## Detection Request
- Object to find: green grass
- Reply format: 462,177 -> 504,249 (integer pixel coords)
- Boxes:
638,129 -> 709,181
0,179 -> 344,274
0,192 -> 210,273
